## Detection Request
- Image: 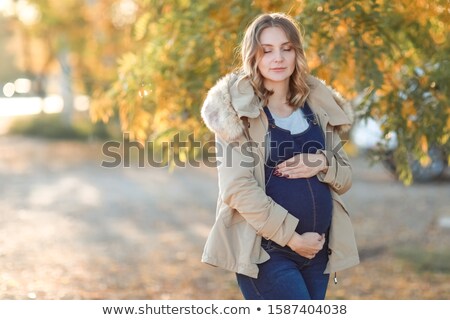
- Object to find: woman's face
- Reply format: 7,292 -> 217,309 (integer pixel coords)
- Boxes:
257,27 -> 296,86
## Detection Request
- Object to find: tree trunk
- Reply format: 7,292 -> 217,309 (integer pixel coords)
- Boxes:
57,49 -> 74,126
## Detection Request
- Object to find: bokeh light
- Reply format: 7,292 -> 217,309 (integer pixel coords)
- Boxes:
43,95 -> 64,114
138,88 -> 150,98
111,0 -> 138,29
0,0 -> 14,17
14,78 -> 31,94
74,95 -> 90,112
138,83 -> 152,98
16,0 -> 41,25
0,97 -> 41,116
2,82 -> 15,97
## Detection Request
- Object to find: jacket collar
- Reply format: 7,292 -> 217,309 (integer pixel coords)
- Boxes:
201,72 -> 353,142
306,76 -> 353,133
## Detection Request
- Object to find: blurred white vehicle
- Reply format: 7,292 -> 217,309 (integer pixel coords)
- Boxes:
351,117 -> 448,182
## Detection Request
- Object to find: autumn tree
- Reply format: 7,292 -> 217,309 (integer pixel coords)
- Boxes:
295,0 -> 449,184
91,0 -> 448,183
10,0 -> 446,183
91,0 -> 263,142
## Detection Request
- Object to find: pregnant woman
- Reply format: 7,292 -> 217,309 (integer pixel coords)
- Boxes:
201,12 -> 359,299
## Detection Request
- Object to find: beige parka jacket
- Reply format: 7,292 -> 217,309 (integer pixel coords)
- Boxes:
200,72 -> 359,279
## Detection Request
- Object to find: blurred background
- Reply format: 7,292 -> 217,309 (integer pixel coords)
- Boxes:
0,0 -> 449,299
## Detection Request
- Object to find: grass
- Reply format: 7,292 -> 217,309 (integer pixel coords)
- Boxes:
395,246 -> 450,274
8,113 -> 120,141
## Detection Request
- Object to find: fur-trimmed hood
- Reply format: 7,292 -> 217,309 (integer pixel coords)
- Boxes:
201,72 -> 354,142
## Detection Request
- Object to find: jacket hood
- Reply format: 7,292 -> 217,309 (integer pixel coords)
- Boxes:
201,72 -> 354,142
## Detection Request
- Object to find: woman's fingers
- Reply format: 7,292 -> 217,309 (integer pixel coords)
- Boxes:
278,166 -> 316,179
276,155 -> 301,169
290,232 -> 326,259
276,154 -> 325,178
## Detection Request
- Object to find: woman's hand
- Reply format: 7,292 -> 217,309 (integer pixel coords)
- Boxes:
274,153 -> 328,179
287,232 -> 325,259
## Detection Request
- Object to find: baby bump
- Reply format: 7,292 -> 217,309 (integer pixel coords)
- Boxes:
266,175 -> 332,234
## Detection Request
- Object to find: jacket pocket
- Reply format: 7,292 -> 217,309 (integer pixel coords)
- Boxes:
222,209 -> 246,227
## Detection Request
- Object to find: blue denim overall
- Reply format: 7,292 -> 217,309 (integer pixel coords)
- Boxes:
263,102 -> 333,235
236,102 -> 333,300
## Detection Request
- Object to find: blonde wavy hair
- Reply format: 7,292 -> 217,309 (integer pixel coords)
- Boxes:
239,13 -> 310,108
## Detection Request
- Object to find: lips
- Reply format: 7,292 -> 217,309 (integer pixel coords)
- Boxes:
270,67 -> 287,71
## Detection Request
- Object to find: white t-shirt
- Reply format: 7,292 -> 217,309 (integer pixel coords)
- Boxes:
271,108 -> 309,135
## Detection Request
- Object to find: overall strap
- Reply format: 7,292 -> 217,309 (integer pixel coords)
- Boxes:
262,106 -> 275,124
302,101 -> 319,126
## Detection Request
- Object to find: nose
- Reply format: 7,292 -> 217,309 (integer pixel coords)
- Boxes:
274,49 -> 284,62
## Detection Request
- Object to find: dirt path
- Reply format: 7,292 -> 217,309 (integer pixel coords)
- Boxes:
0,136 -> 449,299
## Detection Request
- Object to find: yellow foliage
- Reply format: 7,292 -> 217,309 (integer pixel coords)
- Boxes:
419,154 -> 432,167
420,136 -> 429,154
336,21 -> 349,39
361,32 -> 373,46
308,51 -> 321,70
79,0 -> 449,186
401,100 -> 415,120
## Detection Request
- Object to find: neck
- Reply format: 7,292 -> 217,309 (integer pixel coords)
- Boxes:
265,79 -> 290,109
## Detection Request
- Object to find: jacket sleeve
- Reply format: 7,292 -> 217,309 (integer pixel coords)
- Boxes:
316,127 -> 352,195
215,134 -> 299,247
